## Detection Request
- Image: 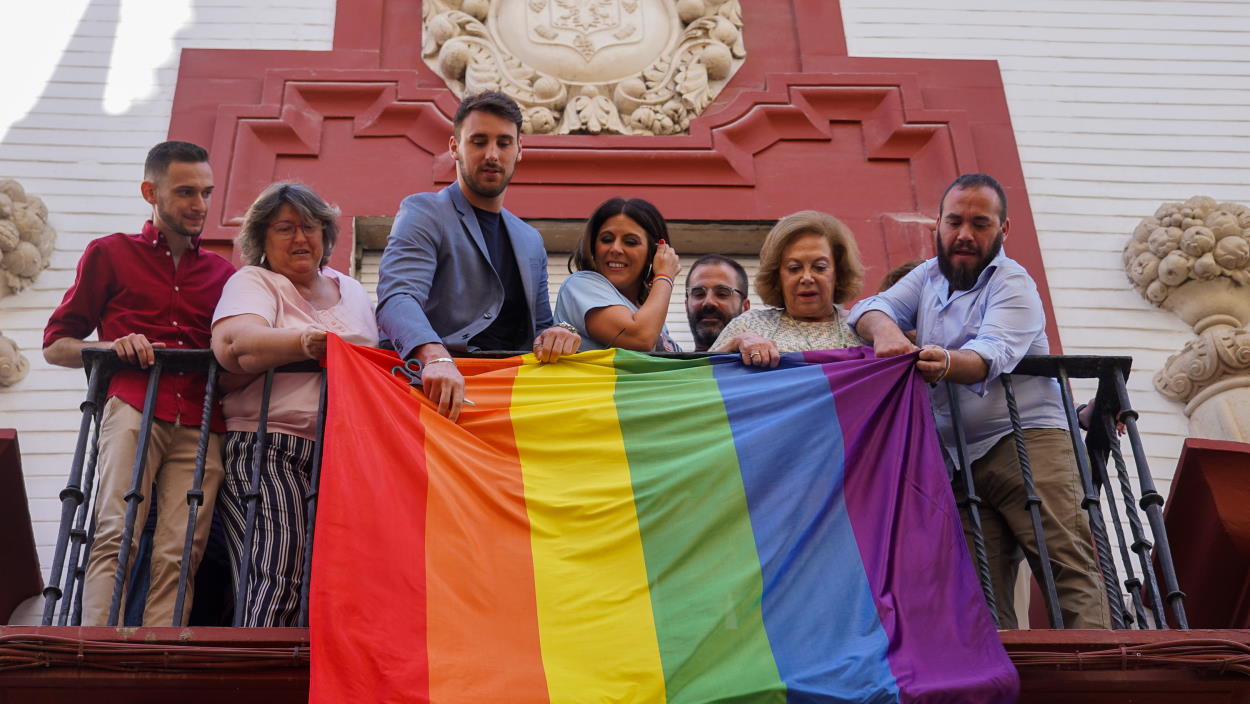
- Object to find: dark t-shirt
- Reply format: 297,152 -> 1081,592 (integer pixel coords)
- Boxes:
469,207 -> 531,351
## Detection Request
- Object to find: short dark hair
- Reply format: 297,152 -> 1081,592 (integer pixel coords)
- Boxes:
236,181 -> 340,269
453,91 -> 523,138
569,197 -> 670,303
687,254 -> 748,297
939,173 -> 1008,222
144,140 -> 209,182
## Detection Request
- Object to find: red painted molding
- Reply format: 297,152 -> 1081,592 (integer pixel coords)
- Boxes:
5,627 -> 1250,703
168,0 -> 1060,349
0,430 -> 42,623
1163,438 -> 1250,629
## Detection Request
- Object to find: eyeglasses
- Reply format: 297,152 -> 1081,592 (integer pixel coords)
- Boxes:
687,285 -> 746,301
268,221 -> 323,237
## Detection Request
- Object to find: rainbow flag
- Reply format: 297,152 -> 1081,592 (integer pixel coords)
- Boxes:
310,337 -> 1017,703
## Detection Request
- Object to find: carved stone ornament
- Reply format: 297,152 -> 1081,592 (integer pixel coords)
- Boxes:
1154,322 -> 1250,406
423,0 -> 746,135
0,331 -> 29,387
1123,196 -> 1250,320
0,178 -> 57,297
1126,197 -> 1250,441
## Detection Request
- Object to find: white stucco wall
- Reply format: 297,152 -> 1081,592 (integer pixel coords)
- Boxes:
839,0 -> 1250,486
3,0 -> 1246,625
0,0 -> 337,624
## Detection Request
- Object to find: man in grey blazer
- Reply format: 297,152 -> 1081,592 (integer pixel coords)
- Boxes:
376,91 -> 580,421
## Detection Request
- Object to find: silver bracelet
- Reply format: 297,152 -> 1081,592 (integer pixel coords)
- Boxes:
932,348 -> 952,383
554,322 -> 580,335
421,357 -> 455,370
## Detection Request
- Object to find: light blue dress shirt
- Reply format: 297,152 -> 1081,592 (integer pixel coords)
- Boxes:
847,250 -> 1068,463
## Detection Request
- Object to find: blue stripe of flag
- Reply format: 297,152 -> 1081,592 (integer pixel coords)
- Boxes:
711,355 -> 900,704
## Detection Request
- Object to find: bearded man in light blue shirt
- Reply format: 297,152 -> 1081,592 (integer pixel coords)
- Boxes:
849,173 -> 1109,630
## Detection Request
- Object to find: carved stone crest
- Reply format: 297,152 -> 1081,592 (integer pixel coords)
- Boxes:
424,0 -> 746,135
528,0 -> 641,60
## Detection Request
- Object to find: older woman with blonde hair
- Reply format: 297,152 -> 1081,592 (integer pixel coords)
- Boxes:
211,181 -> 378,626
710,210 -> 864,366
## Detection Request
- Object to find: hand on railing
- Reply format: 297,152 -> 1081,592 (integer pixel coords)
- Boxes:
105,333 -> 167,369
1077,399 -> 1126,435
300,327 -> 328,361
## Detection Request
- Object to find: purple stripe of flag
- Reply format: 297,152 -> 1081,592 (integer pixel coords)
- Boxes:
804,348 -> 1019,704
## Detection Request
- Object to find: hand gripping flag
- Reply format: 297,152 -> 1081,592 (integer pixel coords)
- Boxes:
311,337 -> 1018,703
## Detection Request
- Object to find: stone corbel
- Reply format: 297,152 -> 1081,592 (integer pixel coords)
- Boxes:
0,331 -> 28,386
1125,197 -> 1250,441
0,178 -> 56,297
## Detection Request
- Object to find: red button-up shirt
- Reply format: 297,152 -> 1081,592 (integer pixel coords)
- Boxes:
43,221 -> 236,431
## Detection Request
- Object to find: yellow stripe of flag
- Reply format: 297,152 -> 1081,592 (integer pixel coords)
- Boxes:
511,350 -> 666,703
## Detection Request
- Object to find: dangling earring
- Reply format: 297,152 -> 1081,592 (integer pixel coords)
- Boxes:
260,252 -> 268,268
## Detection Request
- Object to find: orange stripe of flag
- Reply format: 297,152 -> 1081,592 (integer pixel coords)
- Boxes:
424,357 -> 550,703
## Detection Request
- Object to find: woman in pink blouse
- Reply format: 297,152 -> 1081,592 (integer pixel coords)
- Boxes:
210,182 -> 378,626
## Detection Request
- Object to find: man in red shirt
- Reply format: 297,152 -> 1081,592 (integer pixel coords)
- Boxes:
44,141 -> 235,626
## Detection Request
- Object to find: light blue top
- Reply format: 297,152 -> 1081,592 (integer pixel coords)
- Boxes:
555,271 -> 680,352
847,250 -> 1068,462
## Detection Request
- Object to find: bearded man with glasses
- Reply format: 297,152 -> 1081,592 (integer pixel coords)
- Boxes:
684,254 -> 750,351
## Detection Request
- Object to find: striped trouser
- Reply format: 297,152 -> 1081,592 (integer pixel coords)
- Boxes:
219,431 -> 314,627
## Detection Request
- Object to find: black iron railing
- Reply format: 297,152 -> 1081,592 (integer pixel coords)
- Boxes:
40,349 -> 1186,630
40,349 -> 324,628
951,355 -> 1187,629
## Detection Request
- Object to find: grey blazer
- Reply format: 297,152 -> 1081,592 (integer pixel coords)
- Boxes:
375,183 -> 553,359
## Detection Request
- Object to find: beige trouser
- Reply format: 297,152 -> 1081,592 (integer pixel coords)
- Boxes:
955,428 -> 1111,629
81,397 -> 224,626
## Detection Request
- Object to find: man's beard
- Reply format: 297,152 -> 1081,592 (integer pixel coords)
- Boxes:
688,304 -> 731,350
938,231 -> 1003,291
461,160 -> 512,200
155,203 -> 202,239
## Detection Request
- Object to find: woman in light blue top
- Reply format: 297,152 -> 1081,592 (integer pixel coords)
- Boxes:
554,198 -> 681,352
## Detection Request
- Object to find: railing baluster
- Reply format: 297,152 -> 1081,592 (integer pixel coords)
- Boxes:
233,369 -> 276,628
1105,427 -> 1165,628
59,406 -> 104,626
1055,365 -> 1126,629
172,359 -> 219,626
107,359 -> 164,627
944,382 -> 999,627
42,355 -> 105,625
1112,367 -> 1189,629
72,513 -> 99,626
1095,412 -> 1152,629
1000,373 -> 1064,628
299,372 -> 329,627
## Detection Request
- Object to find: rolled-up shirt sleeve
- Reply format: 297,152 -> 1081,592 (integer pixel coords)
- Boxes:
847,265 -> 925,334
959,268 -> 1046,395
43,239 -> 112,347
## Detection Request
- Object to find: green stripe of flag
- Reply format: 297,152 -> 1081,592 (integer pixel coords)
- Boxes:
612,350 -> 786,704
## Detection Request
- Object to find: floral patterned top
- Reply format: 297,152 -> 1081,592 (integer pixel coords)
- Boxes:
709,307 -> 862,354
